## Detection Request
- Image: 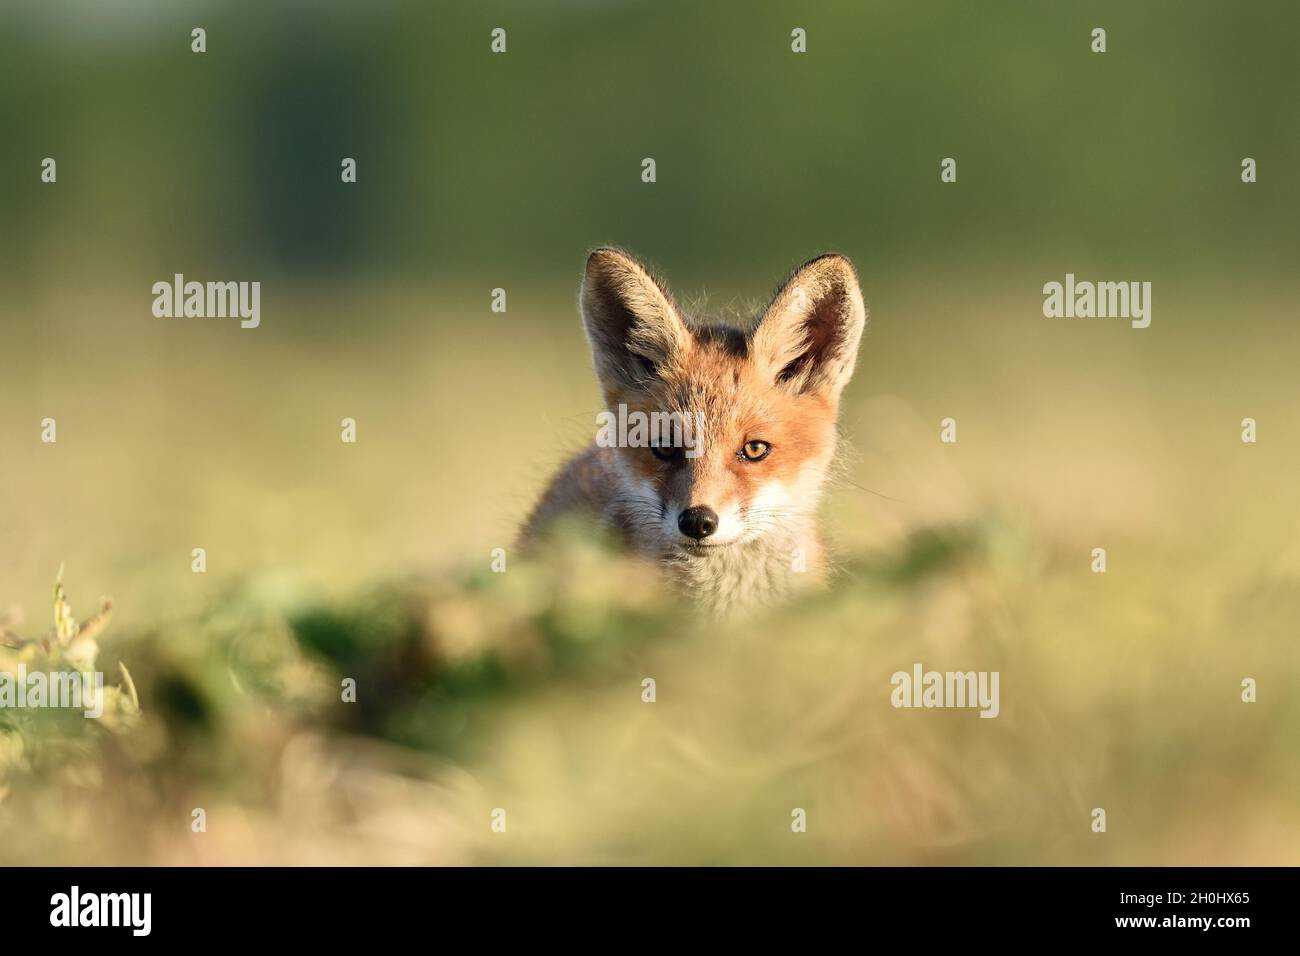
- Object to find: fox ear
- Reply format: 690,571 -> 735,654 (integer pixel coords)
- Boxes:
581,248 -> 691,391
751,254 -> 866,402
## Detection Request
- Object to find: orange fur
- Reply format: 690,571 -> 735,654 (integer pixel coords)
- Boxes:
522,248 -> 866,616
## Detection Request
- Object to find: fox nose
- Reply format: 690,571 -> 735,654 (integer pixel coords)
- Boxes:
678,506 -> 718,540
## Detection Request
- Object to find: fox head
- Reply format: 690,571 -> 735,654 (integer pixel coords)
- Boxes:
581,247 -> 866,558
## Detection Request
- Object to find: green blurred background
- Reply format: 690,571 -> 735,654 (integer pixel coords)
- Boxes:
1,0 -> 1298,864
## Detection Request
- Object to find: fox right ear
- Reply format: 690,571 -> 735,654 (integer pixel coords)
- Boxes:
751,254 -> 866,404
580,248 -> 691,391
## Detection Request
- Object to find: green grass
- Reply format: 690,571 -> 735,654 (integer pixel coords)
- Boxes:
2,283 -> 1297,864
2,508 -> 1297,865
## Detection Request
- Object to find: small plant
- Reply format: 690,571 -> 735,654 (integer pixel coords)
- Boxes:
0,567 -> 140,800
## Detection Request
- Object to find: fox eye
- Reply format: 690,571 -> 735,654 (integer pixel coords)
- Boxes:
651,444 -> 679,462
740,440 -> 771,462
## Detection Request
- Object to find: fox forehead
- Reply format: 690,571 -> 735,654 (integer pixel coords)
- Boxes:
611,334 -> 775,426
611,335 -> 838,495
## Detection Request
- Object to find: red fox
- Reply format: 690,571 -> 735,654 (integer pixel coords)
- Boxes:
521,248 -> 866,615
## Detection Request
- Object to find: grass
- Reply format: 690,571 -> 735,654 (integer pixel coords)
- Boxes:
1,281 -> 1297,864
1,508 -> 1296,865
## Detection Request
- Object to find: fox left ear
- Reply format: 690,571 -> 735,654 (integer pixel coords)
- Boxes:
580,247 -> 692,393
751,254 -> 866,402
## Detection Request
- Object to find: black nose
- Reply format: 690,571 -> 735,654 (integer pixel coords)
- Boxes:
678,506 -> 718,540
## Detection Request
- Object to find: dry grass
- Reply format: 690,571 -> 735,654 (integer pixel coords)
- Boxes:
1,282 -> 1297,865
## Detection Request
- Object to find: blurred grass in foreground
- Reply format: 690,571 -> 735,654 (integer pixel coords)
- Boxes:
1,507 -> 1297,865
